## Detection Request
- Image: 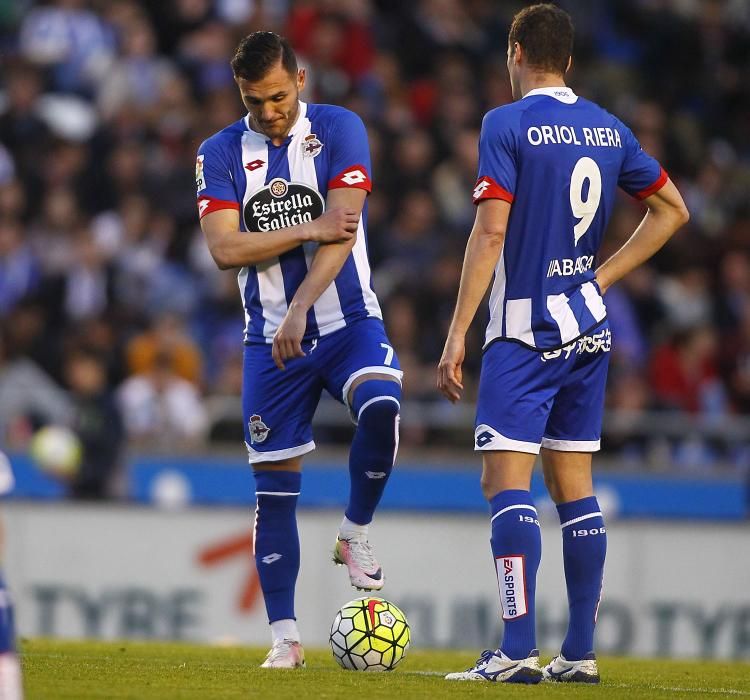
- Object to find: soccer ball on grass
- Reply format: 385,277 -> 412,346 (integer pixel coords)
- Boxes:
329,596 -> 410,671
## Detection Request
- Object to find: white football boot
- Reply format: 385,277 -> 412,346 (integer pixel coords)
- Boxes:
543,652 -> 600,683
445,648 -> 543,683
260,639 -> 305,669
333,536 -> 384,590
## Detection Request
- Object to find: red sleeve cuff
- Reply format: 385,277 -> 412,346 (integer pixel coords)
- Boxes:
634,167 -> 668,200
198,196 -> 241,219
328,164 -> 372,192
472,176 -> 514,204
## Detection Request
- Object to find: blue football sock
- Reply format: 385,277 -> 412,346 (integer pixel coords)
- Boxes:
557,496 -> 607,660
345,380 -> 400,525
0,570 -> 16,653
253,470 -> 301,624
490,489 -> 541,660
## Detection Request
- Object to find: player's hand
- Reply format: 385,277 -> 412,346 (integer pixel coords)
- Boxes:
437,335 -> 465,403
272,306 -> 307,370
594,272 -> 609,295
304,208 -> 359,243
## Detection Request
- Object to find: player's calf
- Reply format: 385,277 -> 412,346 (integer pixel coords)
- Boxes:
345,379 -> 401,524
334,379 -> 400,590
557,496 -> 606,661
253,470 -> 301,629
489,489 -> 541,660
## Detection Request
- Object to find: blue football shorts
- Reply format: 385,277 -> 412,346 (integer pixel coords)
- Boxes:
475,322 -> 611,454
242,317 -> 402,464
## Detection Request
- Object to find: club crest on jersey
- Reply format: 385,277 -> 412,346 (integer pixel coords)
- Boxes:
269,179 -> 287,197
248,414 -> 270,443
302,133 -> 323,158
245,178 -> 324,232
195,154 -> 205,192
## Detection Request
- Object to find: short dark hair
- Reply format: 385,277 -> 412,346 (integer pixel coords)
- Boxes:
508,3 -> 574,75
230,31 -> 298,82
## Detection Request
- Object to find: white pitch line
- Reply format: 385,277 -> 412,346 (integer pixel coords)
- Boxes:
606,683 -> 750,696
405,674 -> 750,694
403,671 -> 446,677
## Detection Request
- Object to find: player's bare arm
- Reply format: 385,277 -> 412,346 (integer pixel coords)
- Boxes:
272,187 -> 366,370
595,178 -> 689,293
438,198 -> 511,402
200,206 -> 358,270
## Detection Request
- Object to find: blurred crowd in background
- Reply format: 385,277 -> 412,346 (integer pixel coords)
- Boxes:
1,0 -> 750,494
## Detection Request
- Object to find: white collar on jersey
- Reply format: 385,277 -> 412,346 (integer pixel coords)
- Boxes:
523,86 -> 578,104
244,101 -> 309,139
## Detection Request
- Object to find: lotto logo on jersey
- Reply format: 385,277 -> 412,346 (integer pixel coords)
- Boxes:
195,154 -> 206,192
328,164 -> 372,191
197,198 -> 210,217
473,178 -> 491,199
244,178 -> 324,232
472,176 -> 513,204
341,169 -> 366,185
496,555 -> 528,620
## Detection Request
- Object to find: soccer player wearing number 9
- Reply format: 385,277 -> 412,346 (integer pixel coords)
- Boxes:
438,4 -> 689,684
197,32 -> 402,669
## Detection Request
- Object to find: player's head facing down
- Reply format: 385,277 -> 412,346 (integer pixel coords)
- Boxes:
507,3 -> 574,100
231,31 -> 305,144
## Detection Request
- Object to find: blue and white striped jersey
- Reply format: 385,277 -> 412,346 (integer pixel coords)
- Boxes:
196,101 -> 382,344
474,87 -> 667,351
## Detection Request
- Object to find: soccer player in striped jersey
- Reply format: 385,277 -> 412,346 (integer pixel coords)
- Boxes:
197,32 -> 402,668
438,4 -> 689,684
0,451 -> 23,699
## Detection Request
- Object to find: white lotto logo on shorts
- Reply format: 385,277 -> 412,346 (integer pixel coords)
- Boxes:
496,555 -> 528,620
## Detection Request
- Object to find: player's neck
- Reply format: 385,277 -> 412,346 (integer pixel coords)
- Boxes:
520,72 -> 567,99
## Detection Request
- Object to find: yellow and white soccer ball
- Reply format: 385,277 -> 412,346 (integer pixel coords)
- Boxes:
329,596 -> 410,671
29,425 -> 82,478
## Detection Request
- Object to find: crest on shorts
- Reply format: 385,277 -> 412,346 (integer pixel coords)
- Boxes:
248,414 -> 270,444
302,134 -> 323,158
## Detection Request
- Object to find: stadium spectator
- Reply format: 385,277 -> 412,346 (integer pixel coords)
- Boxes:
125,312 -> 203,385
63,347 -> 124,499
720,305 -> 750,414
97,13 -> 179,122
650,325 -> 728,416
19,0 -> 115,97
0,219 -> 40,316
117,350 -> 209,449
0,324 -> 72,449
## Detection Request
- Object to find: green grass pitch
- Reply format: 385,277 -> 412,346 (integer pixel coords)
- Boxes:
21,639 -> 749,699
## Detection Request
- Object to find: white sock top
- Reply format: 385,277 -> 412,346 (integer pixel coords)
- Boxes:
338,516 -> 369,540
270,618 -> 300,644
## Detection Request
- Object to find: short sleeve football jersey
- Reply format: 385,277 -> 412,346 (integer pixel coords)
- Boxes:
474,87 -> 667,350
196,102 -> 381,343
